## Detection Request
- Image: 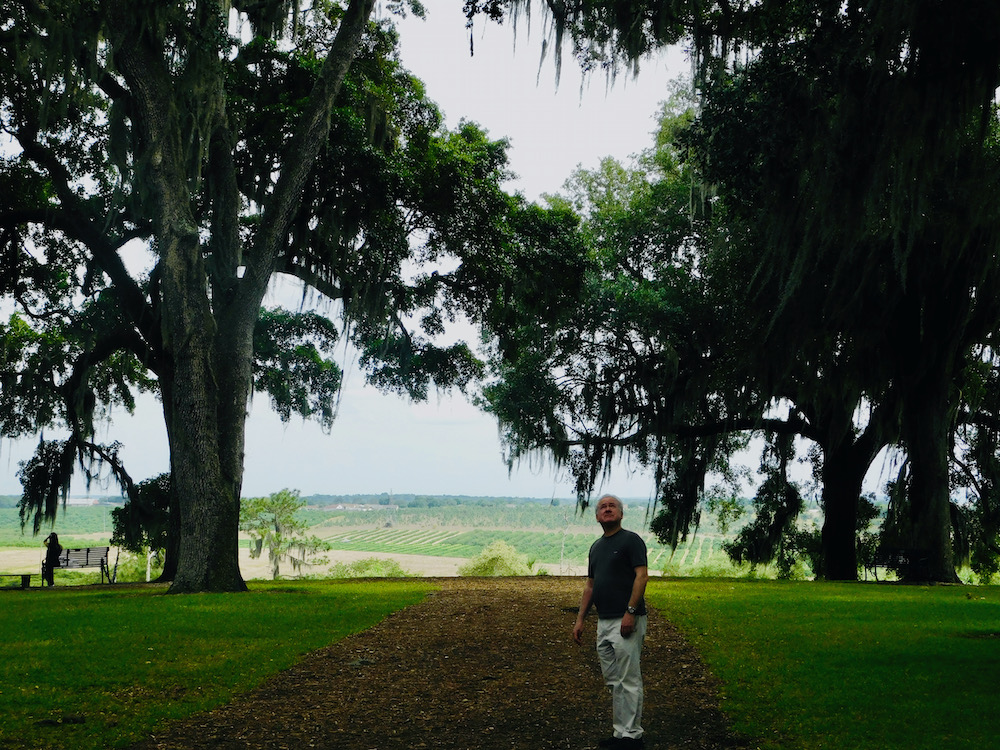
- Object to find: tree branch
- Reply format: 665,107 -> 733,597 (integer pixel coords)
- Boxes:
274,256 -> 346,301
13,136 -> 161,355
247,0 -> 377,297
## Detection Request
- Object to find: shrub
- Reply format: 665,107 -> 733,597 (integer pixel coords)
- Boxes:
458,540 -> 534,576
113,549 -> 165,583
327,558 -> 416,578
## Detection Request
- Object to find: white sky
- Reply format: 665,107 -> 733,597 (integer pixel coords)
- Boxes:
0,1 -> 692,500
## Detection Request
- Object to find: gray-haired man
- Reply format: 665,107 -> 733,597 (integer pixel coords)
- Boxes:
573,494 -> 649,749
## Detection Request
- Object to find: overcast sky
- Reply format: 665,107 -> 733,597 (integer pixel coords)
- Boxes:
0,1 -> 689,500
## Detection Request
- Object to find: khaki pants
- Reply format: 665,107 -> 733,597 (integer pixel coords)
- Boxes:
596,615 -> 647,739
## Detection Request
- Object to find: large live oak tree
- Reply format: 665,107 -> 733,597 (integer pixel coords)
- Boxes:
687,3 -> 1000,582
1,0 -> 518,592
472,0 -> 1000,582
477,95 -> 890,581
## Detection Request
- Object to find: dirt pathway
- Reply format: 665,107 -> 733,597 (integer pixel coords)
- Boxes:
132,578 -> 749,750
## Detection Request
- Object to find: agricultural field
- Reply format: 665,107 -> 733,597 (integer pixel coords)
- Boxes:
0,497 -> 750,580
0,503 -> 117,548
305,500 -> 741,575
310,523 -> 734,573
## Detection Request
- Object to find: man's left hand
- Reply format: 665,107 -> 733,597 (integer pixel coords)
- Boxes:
621,611 -> 636,637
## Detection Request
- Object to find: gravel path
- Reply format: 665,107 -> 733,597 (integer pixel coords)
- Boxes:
132,577 -> 751,750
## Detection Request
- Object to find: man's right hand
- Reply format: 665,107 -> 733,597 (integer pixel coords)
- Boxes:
572,619 -> 585,645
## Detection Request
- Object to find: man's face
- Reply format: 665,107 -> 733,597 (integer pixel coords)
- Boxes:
596,497 -> 623,526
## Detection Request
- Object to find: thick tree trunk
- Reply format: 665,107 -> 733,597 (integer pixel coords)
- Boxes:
107,2 -> 246,593
817,408 -> 888,581
151,377 -> 181,583
899,368 -> 960,583
156,494 -> 181,583
820,446 -> 866,580
160,228 -> 247,593
213,305 -> 257,507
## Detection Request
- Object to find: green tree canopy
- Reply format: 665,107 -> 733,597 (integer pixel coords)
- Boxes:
685,4 -> 1000,582
471,0 -> 1000,582
0,0 -> 527,592
478,94 -> 741,527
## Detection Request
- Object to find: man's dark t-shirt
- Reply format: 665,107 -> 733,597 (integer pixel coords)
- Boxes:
587,528 -> 648,619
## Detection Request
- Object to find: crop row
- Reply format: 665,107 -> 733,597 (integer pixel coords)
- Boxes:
320,526 -> 729,571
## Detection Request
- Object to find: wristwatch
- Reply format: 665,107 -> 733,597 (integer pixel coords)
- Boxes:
626,605 -> 637,615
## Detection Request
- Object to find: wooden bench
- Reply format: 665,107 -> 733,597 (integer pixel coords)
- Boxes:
44,546 -> 116,584
865,546 -> 930,581
0,573 -> 34,589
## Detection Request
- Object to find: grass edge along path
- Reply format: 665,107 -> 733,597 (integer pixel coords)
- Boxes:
0,579 -> 436,750
646,579 -> 1000,750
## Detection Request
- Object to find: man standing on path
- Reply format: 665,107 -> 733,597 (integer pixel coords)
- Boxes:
573,494 -> 650,749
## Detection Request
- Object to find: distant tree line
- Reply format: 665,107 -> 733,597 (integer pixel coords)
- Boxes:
304,493 -> 576,508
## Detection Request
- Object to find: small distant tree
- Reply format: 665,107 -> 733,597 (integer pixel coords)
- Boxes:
239,489 -> 329,580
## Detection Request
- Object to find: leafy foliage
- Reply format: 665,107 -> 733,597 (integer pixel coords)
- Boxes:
252,309 -> 342,429
471,0 -> 1000,582
478,91 -> 754,546
719,436 -> 805,579
1,0 -> 530,591
113,549 -> 166,584
18,438 -> 135,536
110,473 -> 172,555
691,2 -> 1000,583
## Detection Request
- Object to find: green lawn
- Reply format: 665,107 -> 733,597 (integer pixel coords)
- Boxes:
3,577 -> 995,750
647,579 -> 1000,750
0,580 -> 434,749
